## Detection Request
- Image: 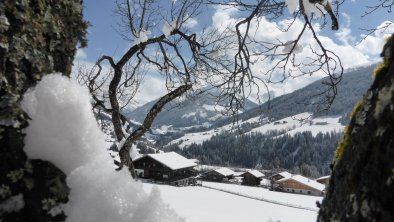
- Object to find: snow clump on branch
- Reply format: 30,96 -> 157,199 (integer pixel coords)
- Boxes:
286,0 -> 328,17
162,21 -> 178,37
282,40 -> 304,54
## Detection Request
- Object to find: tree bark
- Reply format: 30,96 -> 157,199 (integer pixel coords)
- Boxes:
0,0 -> 87,221
318,36 -> 394,221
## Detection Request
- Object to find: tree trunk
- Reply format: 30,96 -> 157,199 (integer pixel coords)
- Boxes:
318,37 -> 394,221
0,1 -> 87,221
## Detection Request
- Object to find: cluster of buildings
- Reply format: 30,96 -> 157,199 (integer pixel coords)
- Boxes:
130,151 -> 330,196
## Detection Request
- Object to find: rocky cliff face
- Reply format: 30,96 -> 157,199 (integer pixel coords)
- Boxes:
0,1 -> 87,221
318,36 -> 394,221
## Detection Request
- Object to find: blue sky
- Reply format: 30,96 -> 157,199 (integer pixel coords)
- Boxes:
80,0 -> 391,61
76,0 -> 393,105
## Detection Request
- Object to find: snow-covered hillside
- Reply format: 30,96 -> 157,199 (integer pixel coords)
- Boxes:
125,88 -> 257,130
142,182 -> 320,222
167,112 -> 344,149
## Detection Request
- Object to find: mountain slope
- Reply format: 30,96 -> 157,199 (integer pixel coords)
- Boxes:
125,89 -> 258,129
213,65 -> 375,127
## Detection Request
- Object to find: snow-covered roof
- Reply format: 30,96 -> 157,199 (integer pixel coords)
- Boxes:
278,171 -> 292,178
136,152 -> 197,170
233,172 -> 245,177
214,167 -> 235,177
243,170 -> 265,178
188,158 -> 200,163
316,175 -> 330,181
277,175 -> 325,192
271,171 -> 292,179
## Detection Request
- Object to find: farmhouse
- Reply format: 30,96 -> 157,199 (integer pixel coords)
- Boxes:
203,167 -> 235,182
133,151 -> 197,186
241,170 -> 265,186
270,171 -> 292,182
269,171 -> 292,190
274,175 -> 325,196
316,175 -> 330,186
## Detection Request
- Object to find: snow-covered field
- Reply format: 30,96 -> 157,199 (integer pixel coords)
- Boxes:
248,113 -> 344,137
202,182 -> 322,210
142,182 -> 321,222
166,112 -> 344,148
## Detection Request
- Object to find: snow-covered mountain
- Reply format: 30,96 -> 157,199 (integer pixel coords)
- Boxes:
124,89 -> 258,131
215,64 -> 375,128
162,65 -> 374,148
154,65 -> 375,176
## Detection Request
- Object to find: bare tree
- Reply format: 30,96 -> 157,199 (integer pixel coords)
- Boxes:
80,0 -> 238,176
78,0 -> 350,177
359,0 -> 394,43
207,0 -> 343,114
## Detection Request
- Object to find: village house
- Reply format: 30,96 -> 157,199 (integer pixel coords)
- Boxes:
269,171 -> 292,190
316,175 -> 330,186
270,171 -> 292,181
274,174 -> 325,196
133,151 -> 197,186
203,167 -> 235,182
241,170 -> 265,186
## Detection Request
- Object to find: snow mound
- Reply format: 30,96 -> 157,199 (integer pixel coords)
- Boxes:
21,73 -> 184,222
22,73 -> 106,174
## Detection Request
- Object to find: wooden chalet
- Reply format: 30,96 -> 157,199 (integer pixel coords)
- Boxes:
270,171 -> 292,182
274,175 -> 325,196
269,171 -> 292,190
133,152 -> 197,186
316,175 -> 330,186
203,167 -> 235,182
241,170 -> 265,186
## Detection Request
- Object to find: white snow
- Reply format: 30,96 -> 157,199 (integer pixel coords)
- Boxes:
202,104 -> 226,112
282,40 -> 303,54
137,152 -> 197,170
162,21 -> 178,37
316,175 -> 330,181
277,171 -> 293,179
286,0 -> 328,17
142,182 -> 320,222
181,112 -> 196,118
277,175 -> 325,192
21,73 -> 183,222
202,182 -> 322,210
22,73 -> 107,174
244,169 -> 265,178
249,112 -> 344,137
214,167 -> 235,177
134,30 -> 151,44
168,112 -> 344,149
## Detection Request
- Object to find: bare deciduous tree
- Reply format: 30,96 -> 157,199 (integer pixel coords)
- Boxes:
78,0 -> 350,177
79,0 -> 238,176
207,0 -> 343,113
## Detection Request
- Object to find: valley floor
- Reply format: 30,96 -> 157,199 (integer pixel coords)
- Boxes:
142,182 -> 322,222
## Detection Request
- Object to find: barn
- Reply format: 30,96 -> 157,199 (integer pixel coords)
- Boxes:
203,167 -> 235,182
270,171 -> 292,182
316,175 -> 330,186
269,171 -> 292,190
133,152 -> 197,186
241,170 -> 265,186
274,175 -> 325,196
